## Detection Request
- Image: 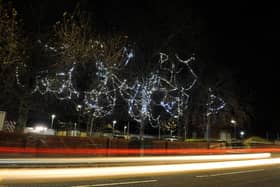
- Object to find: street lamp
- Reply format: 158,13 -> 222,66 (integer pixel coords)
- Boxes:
112,120 -> 117,136
240,131 -> 245,139
51,114 -> 56,129
77,104 -> 82,126
124,126 -> 127,135
77,105 -> 82,109
231,119 -> 237,140
184,126 -> 187,140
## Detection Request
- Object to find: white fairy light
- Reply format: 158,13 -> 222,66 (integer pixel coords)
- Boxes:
20,37 -> 202,132
32,64 -> 79,100
120,52 -> 198,127
206,88 -> 226,116
83,46 -> 134,119
15,66 -> 25,88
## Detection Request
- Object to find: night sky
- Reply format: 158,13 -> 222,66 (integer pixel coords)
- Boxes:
10,1 -> 279,136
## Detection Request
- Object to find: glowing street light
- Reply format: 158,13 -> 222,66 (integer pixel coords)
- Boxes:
240,131 -> 245,138
76,105 -> 82,126
77,105 -> 82,110
51,114 -> 56,129
124,126 -> 127,135
231,119 -> 237,140
112,120 -> 117,136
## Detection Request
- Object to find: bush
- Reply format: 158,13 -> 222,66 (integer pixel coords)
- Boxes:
243,136 -> 273,145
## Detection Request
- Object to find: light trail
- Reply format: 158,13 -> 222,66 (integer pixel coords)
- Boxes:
0,153 -> 271,165
2,156 -> 280,183
1,146 -> 280,155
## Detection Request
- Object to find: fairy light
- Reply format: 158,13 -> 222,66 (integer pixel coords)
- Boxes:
83,46 -> 134,119
175,54 -> 197,91
122,47 -> 134,66
15,66 -> 25,88
18,36 -> 202,132
32,64 -> 79,100
120,53 -> 198,127
206,88 -> 226,116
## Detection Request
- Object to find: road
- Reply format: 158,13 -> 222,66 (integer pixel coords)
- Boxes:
1,153 -> 280,186
2,165 -> 280,187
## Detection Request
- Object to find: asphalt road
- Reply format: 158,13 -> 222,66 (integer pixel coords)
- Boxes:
2,153 -> 280,186
3,164 -> 280,187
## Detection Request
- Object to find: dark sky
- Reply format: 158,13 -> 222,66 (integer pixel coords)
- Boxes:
203,2 -> 278,137
11,0 -> 279,136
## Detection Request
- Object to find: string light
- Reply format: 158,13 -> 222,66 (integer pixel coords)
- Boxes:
18,37 -> 226,131
206,88 -> 226,116
15,66 -> 25,88
32,64 -> 79,100
119,53 -> 197,126
28,46 -> 199,128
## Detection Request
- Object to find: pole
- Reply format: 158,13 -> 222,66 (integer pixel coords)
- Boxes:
89,116 -> 94,136
140,120 -> 144,141
158,123 -> 161,140
184,126 -> 187,140
127,121 -> 130,136
51,114 -> 56,129
234,124 -> 237,140
51,118 -> 54,129
123,126 -> 125,135
206,116 -> 210,149
140,120 -> 144,156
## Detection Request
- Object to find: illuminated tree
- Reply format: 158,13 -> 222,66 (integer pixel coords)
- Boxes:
32,9 -> 133,134
0,6 -> 30,130
162,119 -> 177,136
0,7 -> 24,65
183,67 -> 253,139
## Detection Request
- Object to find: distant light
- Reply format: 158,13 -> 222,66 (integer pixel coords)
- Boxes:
34,125 -> 47,131
77,105 -> 82,109
231,119 -> 236,124
51,114 -> 56,119
240,131 -> 245,136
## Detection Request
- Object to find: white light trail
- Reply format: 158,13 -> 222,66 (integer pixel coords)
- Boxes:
1,154 -> 279,183
0,153 -> 271,165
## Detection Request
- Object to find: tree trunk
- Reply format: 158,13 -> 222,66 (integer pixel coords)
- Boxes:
177,117 -> 181,137
16,96 -> 29,132
89,116 -> 95,136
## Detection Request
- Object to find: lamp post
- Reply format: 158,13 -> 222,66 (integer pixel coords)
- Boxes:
124,126 -> 127,135
231,119 -> 237,140
112,120 -> 117,136
206,115 -> 210,148
127,121 -> 130,136
158,123 -> 161,140
77,105 -> 82,125
184,126 -> 187,140
240,131 -> 245,139
51,114 -> 56,129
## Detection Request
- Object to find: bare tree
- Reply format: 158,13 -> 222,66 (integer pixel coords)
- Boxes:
48,9 -> 130,133
0,6 -> 30,130
184,68 -> 253,139
0,7 -> 25,65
